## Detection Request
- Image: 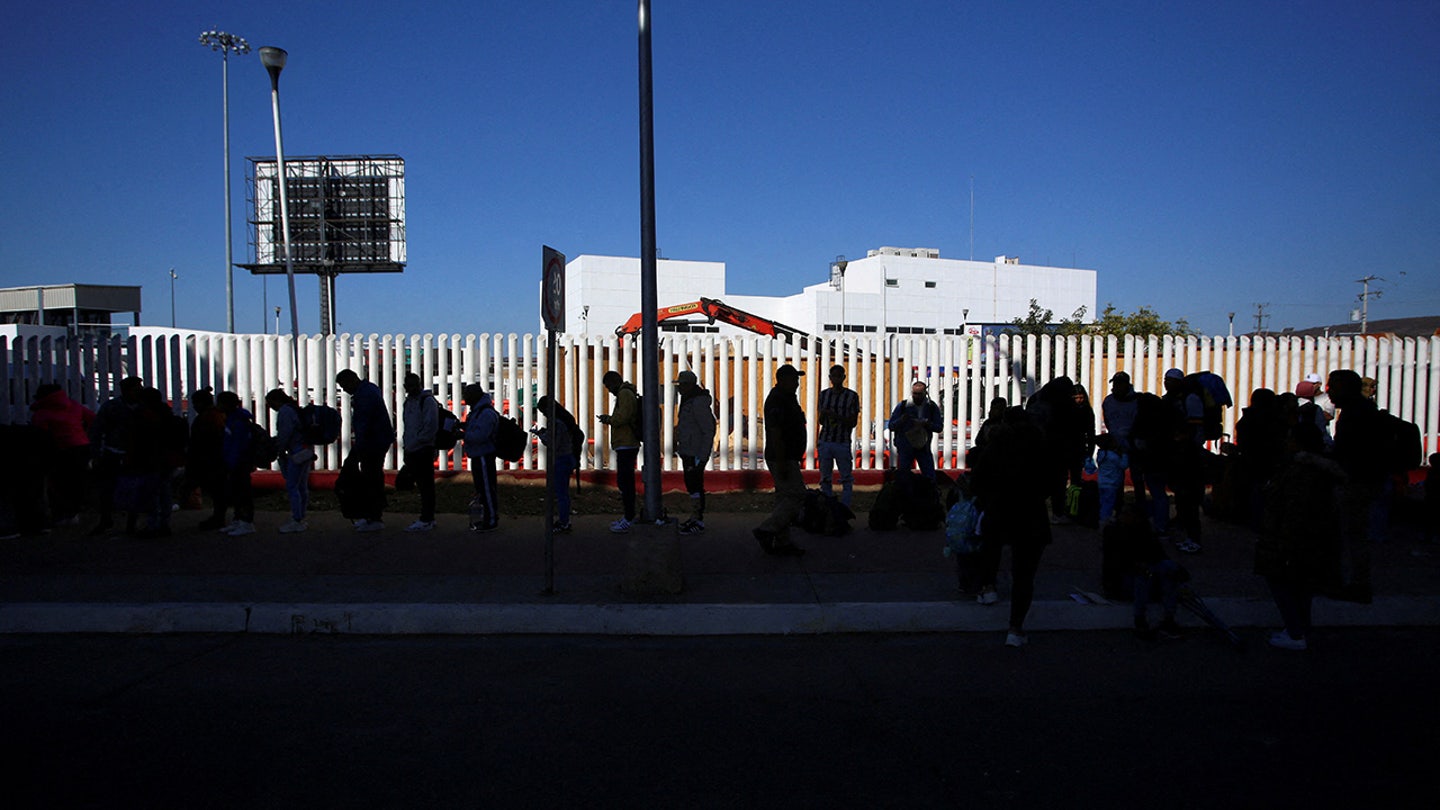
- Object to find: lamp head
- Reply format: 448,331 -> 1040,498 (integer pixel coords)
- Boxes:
259,46 -> 287,85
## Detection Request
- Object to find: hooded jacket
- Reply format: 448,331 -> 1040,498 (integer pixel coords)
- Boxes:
674,388 -> 717,460
608,382 -> 641,448
402,389 -> 439,452
463,393 -> 499,457
30,389 -> 94,449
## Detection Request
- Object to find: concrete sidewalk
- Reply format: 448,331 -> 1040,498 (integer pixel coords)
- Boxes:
2,508 -> 1437,635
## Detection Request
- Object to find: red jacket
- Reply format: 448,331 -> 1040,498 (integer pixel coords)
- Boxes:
30,389 -> 95,449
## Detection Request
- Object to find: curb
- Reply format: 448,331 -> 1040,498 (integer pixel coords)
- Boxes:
3,596 -> 1437,636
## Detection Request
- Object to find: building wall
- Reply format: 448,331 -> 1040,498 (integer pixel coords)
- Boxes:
560,255 -> 726,337
558,252 -> 1097,339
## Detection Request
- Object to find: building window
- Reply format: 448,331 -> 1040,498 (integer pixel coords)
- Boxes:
924,281 -> 937,288
885,278 -> 898,287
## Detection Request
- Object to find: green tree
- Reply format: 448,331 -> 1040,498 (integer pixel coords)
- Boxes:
1091,303 -> 1198,337
1006,299 -> 1090,336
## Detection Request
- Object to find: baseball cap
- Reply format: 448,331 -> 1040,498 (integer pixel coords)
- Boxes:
776,363 -> 804,379
674,370 -> 697,386
1164,368 -> 1185,381
1304,372 -> 1323,384
1109,371 -> 1131,383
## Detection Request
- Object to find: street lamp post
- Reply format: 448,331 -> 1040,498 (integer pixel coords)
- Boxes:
198,30 -> 249,334
830,255 -> 847,333
259,46 -> 301,364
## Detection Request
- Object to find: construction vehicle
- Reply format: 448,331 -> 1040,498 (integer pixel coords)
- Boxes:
615,297 -> 813,346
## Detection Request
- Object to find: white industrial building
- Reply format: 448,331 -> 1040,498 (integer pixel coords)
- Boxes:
559,248 -> 1097,339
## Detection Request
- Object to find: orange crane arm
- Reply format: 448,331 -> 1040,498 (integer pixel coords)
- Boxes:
614,297 -> 811,345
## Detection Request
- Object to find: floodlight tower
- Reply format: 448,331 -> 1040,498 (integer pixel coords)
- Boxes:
198,29 -> 250,333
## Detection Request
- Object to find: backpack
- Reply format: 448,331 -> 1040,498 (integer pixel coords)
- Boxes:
1131,392 -> 1176,455
299,403 -> 343,446
1382,411 -> 1422,472
493,413 -> 528,462
567,417 -> 585,460
868,474 -> 902,531
944,494 -> 981,556
248,421 -> 278,467
899,473 -> 946,531
1184,372 -> 1232,441
433,403 -> 461,448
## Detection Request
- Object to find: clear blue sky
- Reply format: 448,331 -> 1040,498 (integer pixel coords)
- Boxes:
3,1 -> 1437,337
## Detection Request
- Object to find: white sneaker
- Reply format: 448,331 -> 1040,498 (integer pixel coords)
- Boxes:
405,520 -> 436,533
278,520 -> 308,534
1005,631 -> 1028,648
977,589 -> 1000,606
355,520 -> 385,533
1268,631 -> 1307,651
609,518 -> 633,534
226,521 -> 256,537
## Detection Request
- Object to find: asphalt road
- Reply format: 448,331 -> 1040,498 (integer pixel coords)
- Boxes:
3,629 -> 1434,809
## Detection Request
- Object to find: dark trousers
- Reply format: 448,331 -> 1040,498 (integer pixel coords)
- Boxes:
1266,574 -> 1313,639
470,452 -> 498,529
1171,447 -> 1204,540
976,536 -> 1046,631
616,447 -> 639,521
48,445 -> 90,521
214,467 -> 254,523
404,447 -> 436,522
93,452 -> 123,525
681,454 -> 706,520
346,449 -> 387,522
550,453 -> 574,524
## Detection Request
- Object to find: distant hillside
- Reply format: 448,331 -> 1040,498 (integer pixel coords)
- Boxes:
1255,316 -> 1440,339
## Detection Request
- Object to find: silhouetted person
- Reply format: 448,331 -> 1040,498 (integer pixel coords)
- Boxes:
337,369 -> 395,532
754,364 -> 807,556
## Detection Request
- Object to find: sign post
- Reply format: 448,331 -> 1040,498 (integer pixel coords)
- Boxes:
541,246 -> 565,594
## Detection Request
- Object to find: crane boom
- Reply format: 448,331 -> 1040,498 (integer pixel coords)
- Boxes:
615,297 -> 812,346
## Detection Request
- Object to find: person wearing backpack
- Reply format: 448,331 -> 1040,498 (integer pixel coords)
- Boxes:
337,369 -> 395,533
887,380 -> 943,481
1162,368 -> 1205,554
401,373 -> 439,533
215,391 -> 257,536
673,370 -> 717,535
534,395 -> 579,533
598,370 -> 641,533
1327,369 -> 1387,604
266,389 -> 312,534
462,383 -> 500,532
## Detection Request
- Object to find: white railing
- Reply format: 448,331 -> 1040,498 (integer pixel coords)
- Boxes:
4,327 -> 1437,472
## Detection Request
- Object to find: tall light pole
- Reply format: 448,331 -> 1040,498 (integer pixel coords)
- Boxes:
169,267 -> 178,328
198,30 -> 249,334
637,0 -> 663,524
259,46 -> 301,364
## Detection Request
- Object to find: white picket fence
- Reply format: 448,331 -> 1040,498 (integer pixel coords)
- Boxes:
4,327 -> 1437,473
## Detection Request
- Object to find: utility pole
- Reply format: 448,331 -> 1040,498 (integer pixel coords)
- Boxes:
1252,303 -> 1270,336
1356,275 -> 1383,335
